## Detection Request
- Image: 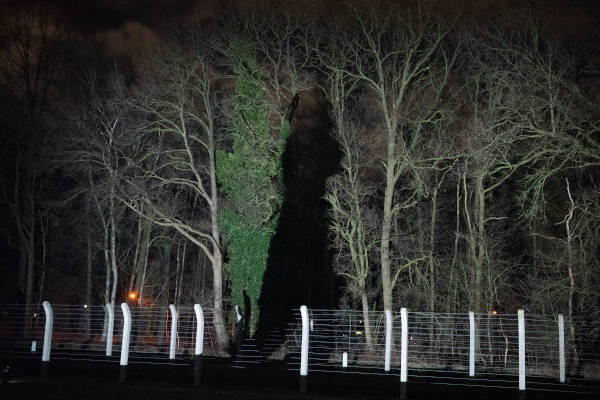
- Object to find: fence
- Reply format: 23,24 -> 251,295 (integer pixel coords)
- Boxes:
0,303 -> 221,363
284,307 -> 600,394
1,302 -> 599,396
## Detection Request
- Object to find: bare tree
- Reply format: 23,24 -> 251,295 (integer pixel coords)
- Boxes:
341,4 -> 456,312
121,37 -> 229,349
315,21 -> 378,347
458,12 -> 600,313
325,112 -> 379,350
67,71 -> 131,311
0,0 -> 68,306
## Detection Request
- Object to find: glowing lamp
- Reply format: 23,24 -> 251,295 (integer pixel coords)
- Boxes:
491,310 -> 498,315
129,292 -> 137,300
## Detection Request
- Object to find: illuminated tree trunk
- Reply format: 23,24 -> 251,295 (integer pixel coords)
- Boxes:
101,217 -> 110,342
109,185 -> 118,307
381,149 -> 396,312
359,280 -> 373,351
137,221 -> 151,307
564,178 -> 579,373
429,186 -> 438,314
474,174 -> 485,313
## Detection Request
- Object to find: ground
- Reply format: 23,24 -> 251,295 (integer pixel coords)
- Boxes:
1,357 -> 599,400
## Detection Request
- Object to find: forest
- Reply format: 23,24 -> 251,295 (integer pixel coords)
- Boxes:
1,0 -> 599,350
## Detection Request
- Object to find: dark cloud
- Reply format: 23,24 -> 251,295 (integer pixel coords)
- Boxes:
94,20 -> 157,75
27,0 -> 599,77
51,0 -> 221,32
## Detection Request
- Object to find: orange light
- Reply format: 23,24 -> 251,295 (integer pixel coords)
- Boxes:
129,292 -> 137,300
491,310 -> 498,315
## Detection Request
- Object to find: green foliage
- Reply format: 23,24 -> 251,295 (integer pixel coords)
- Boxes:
218,209 -> 271,327
216,38 -> 288,332
216,39 -> 288,228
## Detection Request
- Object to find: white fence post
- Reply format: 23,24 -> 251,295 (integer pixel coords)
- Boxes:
469,311 -> 475,377
41,301 -> 53,363
300,305 -> 309,393
518,309 -> 526,391
169,304 -> 178,360
342,352 -> 348,368
119,303 -> 132,382
105,303 -> 114,357
385,309 -> 392,372
194,305 -> 204,356
400,307 -> 408,383
558,314 -> 565,383
300,305 -> 309,376
193,304 -> 204,386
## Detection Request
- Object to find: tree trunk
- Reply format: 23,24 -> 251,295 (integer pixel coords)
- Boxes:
447,175 -> 461,313
85,221 -> 93,337
175,240 -> 181,307
37,218 -> 47,308
129,212 -> 144,294
462,172 -> 477,311
428,186 -> 439,347
158,241 -> 172,345
475,174 -> 485,313
18,242 -> 27,296
208,118 -> 228,349
564,178 -> 579,373
429,187 -> 438,313
86,226 -> 93,306
25,232 -> 35,306
416,204 -> 425,306
359,279 -> 373,352
103,224 -> 110,305
380,156 -> 396,312
211,255 -> 228,351
164,240 -> 172,303
109,206 -> 118,307
176,240 -> 186,306
101,219 -> 110,341
25,188 -> 35,306
137,221 -> 151,307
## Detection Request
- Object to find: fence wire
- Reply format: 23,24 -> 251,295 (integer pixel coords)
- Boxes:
0,303 -> 223,365
0,304 -> 44,359
283,308 -> 600,386
1,304 -> 599,394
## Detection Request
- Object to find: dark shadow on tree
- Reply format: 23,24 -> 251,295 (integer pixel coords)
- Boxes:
256,89 -> 342,346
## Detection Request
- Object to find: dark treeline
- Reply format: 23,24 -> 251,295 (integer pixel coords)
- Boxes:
1,0 -> 599,350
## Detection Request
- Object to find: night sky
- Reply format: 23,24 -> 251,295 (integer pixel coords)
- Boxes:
34,0 -> 600,74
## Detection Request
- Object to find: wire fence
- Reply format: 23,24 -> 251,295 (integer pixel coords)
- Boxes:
284,309 -> 600,384
0,303 -> 224,365
1,303 -> 599,395
0,304 -> 44,359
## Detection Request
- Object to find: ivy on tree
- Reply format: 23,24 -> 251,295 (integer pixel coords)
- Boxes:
217,38 -> 289,333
